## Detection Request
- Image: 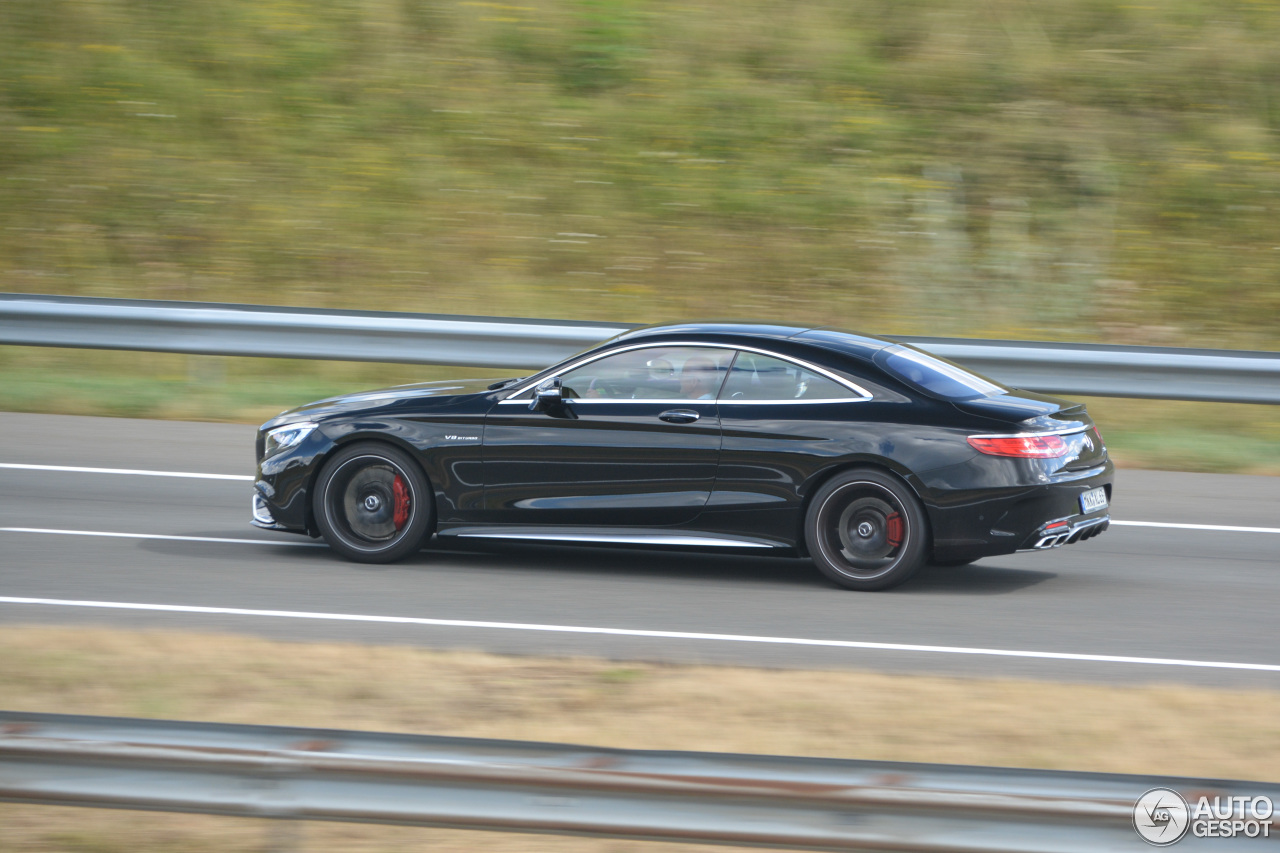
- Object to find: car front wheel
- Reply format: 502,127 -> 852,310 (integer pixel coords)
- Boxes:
805,468 -> 928,591
313,442 -> 433,563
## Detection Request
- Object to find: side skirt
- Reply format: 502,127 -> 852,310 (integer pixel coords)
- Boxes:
436,525 -> 788,550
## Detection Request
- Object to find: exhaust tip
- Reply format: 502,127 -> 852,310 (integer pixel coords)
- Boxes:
1029,515 -> 1110,551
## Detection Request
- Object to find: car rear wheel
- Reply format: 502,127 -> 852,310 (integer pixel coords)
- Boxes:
313,442 -> 433,563
805,468 -> 928,591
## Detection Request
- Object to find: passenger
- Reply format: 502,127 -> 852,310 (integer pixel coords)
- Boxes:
679,356 -> 720,400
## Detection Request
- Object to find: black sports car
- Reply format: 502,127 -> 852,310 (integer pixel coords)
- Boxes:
252,323 -> 1112,590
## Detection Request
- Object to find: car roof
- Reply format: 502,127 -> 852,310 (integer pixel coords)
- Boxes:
610,322 -> 896,360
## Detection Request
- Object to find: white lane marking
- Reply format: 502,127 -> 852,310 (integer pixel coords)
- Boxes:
6,518 -> 1280,551
0,528 -> 323,547
0,463 -> 253,482
0,596 -> 1277,673
1111,520 -> 1280,535
3,464 -> 1279,536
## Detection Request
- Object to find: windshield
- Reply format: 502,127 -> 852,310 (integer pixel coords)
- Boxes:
876,345 -> 1005,401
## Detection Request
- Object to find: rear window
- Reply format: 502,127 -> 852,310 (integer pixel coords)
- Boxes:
876,345 -> 1005,401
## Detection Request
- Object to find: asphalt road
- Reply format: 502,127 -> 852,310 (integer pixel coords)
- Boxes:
1,412 -> 1277,688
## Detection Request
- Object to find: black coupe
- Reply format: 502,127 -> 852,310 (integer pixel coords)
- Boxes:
252,323 -> 1112,590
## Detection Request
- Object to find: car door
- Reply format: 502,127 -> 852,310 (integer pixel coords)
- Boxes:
482,345 -> 731,526
711,350 -> 877,515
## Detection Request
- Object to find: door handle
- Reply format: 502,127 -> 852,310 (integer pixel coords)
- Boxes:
658,409 -> 700,424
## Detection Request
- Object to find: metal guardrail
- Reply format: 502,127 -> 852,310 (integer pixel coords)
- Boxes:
3,712 -> 1276,852
3,293 -> 1279,404
890,336 -> 1280,406
0,293 -> 627,373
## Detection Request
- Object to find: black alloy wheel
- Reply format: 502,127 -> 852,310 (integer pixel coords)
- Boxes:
313,442 -> 433,563
805,468 -> 928,591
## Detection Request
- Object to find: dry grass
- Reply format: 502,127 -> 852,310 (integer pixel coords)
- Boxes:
2,625 -> 1279,852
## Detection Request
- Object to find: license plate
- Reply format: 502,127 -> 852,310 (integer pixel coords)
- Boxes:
1080,487 -> 1108,514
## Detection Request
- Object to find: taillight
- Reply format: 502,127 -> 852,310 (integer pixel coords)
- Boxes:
967,434 -> 1068,458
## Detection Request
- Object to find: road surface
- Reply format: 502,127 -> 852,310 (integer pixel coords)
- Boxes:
1,412 -> 1277,687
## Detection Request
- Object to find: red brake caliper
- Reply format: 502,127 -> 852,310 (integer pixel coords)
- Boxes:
392,474 -> 411,530
885,512 -> 904,549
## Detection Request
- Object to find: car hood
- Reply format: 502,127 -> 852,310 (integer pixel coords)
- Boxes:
263,378 -> 504,428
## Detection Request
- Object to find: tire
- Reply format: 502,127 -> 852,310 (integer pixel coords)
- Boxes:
313,442 -> 433,563
805,468 -> 928,591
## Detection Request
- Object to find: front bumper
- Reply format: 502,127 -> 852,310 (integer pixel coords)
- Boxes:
250,492 -> 288,530
251,426 -> 333,535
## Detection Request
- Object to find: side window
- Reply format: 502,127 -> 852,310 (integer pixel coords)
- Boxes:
720,353 -> 858,401
559,347 -> 732,401
875,345 -> 1005,401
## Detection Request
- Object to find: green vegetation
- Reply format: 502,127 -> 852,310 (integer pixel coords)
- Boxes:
2,0 -> 1280,346
0,345 -> 495,423
1079,395 -> 1280,475
2,0 -> 1277,472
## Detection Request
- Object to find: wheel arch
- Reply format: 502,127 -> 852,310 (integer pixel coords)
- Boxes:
304,431 -> 439,538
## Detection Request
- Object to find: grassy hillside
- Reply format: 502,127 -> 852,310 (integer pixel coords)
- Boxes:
3,0 -> 1280,347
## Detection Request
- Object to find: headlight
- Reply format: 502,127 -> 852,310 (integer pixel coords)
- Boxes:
263,422 -> 317,457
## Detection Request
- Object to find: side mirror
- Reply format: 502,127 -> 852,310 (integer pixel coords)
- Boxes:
528,377 -> 564,412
